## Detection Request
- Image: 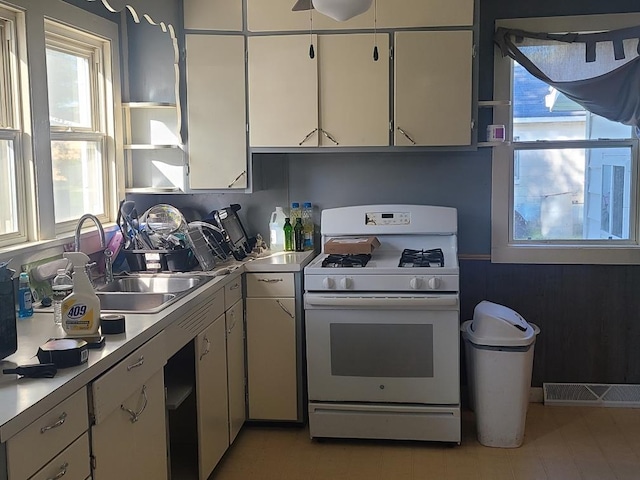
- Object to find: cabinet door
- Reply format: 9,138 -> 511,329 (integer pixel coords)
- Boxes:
319,34 -> 389,147
186,34 -> 247,189
196,314 -> 229,480
91,370 -> 167,480
247,0 -> 374,32
226,299 -> 246,444
248,35 -> 318,147
184,0 -> 243,31
246,297 -> 297,420
394,30 -> 473,146
376,0 -> 474,28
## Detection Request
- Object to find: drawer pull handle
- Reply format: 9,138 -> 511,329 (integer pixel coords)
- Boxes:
258,278 -> 283,283
199,336 -> 211,360
228,316 -> 238,333
40,412 -> 67,433
47,462 -> 69,480
127,356 -> 144,371
276,300 -> 294,319
121,385 -> 148,423
230,282 -> 240,290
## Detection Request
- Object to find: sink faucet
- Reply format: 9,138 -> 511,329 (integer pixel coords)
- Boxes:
74,214 -> 114,285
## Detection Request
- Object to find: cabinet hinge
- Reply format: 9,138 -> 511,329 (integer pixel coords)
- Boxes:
472,43 -> 477,59
389,45 -> 393,60
91,455 -> 97,470
245,49 -> 248,63
471,119 -> 475,131
389,120 -> 393,133
246,122 -> 249,133
185,163 -> 190,176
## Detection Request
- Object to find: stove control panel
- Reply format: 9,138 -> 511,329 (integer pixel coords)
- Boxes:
365,211 -> 410,226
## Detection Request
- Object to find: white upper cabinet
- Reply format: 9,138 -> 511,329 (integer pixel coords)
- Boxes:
186,34 -> 248,189
247,0 -> 375,32
394,30 -> 473,146
319,34 -> 389,147
248,35 -> 318,147
376,0 -> 474,28
248,33 -> 389,147
184,0 -> 243,31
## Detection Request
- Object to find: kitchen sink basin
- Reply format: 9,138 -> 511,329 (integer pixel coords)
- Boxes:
98,273 -> 208,294
96,292 -> 177,313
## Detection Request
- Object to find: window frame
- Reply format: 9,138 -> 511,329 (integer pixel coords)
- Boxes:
45,19 -> 113,234
492,13 -> 640,265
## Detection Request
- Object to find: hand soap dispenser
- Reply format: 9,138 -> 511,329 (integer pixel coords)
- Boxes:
61,252 -> 101,336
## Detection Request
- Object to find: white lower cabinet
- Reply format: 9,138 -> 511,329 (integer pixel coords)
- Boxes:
246,273 -> 299,421
226,299 -> 246,443
196,314 -> 229,480
90,333 -> 168,480
6,388 -> 89,480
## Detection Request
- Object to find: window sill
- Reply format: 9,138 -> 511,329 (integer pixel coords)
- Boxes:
491,244 -> 640,265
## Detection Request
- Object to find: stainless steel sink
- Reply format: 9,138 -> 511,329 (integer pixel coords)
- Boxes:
94,273 -> 214,313
96,292 -> 177,313
98,274 -> 207,294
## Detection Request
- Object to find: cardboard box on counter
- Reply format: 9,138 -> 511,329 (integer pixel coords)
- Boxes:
324,236 -> 381,255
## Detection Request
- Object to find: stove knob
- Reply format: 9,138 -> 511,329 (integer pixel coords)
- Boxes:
428,277 -> 442,289
322,277 -> 335,289
339,277 -> 352,289
410,277 -> 423,290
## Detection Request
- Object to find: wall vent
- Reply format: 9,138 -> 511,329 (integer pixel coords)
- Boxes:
543,383 -> 640,408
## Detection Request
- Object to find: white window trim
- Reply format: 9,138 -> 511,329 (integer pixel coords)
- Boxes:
491,13 -> 640,265
0,0 -> 123,255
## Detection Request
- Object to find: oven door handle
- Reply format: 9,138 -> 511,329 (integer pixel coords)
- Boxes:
305,295 -> 458,308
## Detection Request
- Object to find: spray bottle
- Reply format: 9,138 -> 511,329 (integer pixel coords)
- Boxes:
61,252 -> 101,336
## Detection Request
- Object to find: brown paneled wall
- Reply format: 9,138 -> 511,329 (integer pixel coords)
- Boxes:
459,259 -> 640,387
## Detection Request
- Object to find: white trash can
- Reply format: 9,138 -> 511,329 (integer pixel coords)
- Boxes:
461,301 -> 540,448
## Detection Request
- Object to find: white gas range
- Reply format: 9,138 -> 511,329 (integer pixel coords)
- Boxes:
304,205 -> 461,443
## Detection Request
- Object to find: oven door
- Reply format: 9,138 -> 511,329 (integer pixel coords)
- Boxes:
304,293 -> 460,405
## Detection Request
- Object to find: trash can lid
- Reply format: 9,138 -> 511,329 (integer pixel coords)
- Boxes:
462,301 -> 540,347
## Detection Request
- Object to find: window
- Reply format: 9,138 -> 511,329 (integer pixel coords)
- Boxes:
0,6 -> 25,247
46,20 -> 111,233
492,14 -> 640,264
0,0 -> 121,251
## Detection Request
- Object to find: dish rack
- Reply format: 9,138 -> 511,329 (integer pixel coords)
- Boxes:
185,221 -> 230,271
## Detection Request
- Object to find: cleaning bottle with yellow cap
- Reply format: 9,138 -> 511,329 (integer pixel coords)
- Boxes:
61,252 -> 101,336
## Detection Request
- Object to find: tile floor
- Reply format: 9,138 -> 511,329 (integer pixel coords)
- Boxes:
211,404 -> 640,480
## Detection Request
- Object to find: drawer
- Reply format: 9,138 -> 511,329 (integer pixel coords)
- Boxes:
246,273 -> 294,298
92,331 -> 166,424
7,388 -> 88,480
29,432 -> 90,480
224,277 -> 243,310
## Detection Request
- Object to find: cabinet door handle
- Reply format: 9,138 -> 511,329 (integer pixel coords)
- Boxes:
230,282 -> 240,290
276,300 -> 294,319
228,170 -> 246,188
126,355 -> 144,371
258,278 -> 283,283
47,462 -> 69,480
199,335 -> 211,361
228,314 -> 238,334
320,129 -> 339,145
298,128 -> 318,146
396,126 -> 417,145
40,412 -> 67,433
120,385 -> 148,423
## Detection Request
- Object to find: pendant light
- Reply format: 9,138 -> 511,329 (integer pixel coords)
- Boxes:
311,0 -> 373,22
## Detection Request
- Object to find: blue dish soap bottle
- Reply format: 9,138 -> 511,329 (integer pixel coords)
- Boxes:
18,272 -> 33,318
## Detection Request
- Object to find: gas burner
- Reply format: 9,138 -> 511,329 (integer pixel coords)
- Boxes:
399,248 -> 444,268
322,254 -> 372,268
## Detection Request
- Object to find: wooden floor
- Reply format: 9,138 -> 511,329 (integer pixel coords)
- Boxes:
210,404 -> 640,480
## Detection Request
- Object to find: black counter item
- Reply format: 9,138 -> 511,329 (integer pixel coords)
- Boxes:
0,265 -> 17,361
205,204 -> 255,261
100,314 -> 126,334
3,363 -> 57,378
37,339 -> 89,368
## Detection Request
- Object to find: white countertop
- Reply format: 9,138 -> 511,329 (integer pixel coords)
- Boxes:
0,248 -> 316,443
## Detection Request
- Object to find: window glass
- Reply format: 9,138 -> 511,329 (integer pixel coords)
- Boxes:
512,146 -> 632,241
46,47 -> 93,129
51,140 -> 104,223
0,139 -> 18,235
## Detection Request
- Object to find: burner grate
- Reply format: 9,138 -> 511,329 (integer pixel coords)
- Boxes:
399,248 -> 444,268
322,254 -> 372,268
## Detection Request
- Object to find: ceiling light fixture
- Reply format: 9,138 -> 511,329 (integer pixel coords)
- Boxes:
292,0 -> 373,22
